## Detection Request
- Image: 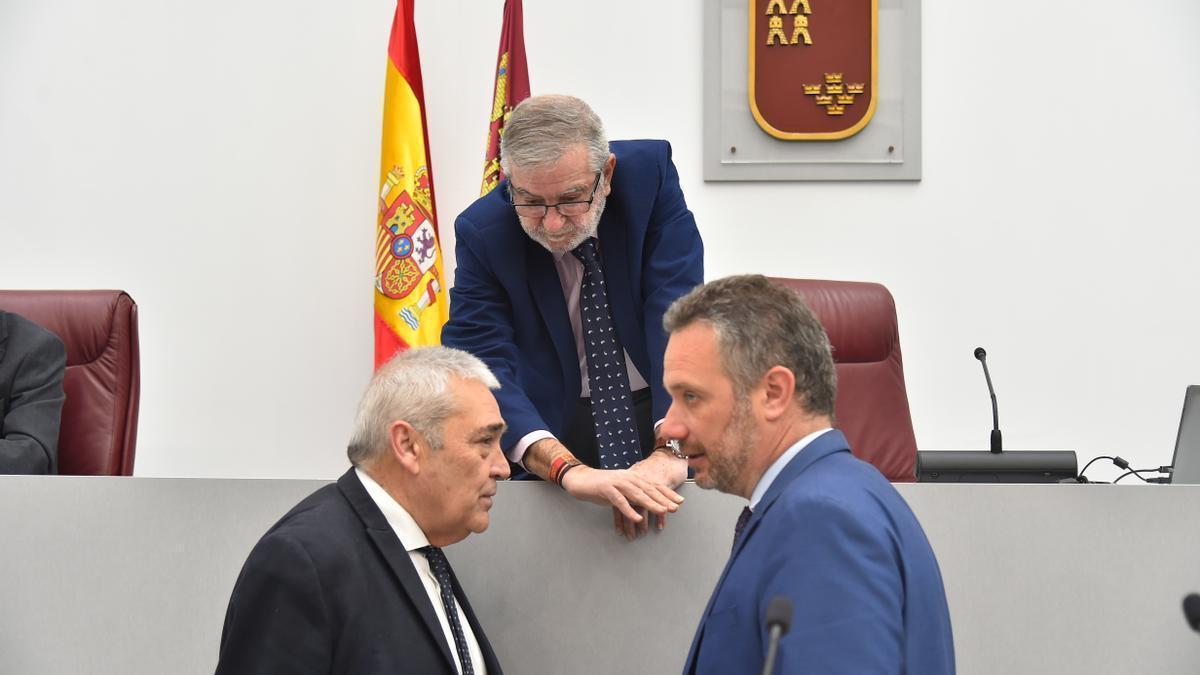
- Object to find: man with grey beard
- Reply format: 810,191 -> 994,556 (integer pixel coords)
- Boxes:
443,95 -> 703,540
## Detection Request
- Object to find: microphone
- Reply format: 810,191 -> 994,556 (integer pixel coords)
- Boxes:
974,347 -> 1003,453
1185,593 -> 1200,633
761,596 -> 793,675
915,347 -> 1079,482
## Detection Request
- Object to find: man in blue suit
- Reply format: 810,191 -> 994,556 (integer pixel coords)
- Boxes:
662,276 -> 955,675
444,95 -> 703,539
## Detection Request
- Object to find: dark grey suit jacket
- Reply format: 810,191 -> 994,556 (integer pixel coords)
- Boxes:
216,468 -> 503,674
0,311 -> 66,474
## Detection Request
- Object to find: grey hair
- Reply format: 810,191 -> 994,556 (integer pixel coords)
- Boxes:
499,94 -> 609,175
663,275 -> 837,417
346,346 -> 500,467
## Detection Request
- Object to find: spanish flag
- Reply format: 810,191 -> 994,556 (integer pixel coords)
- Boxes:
480,0 -> 531,196
374,0 -> 447,367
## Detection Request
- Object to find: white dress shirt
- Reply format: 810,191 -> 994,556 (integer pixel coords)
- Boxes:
355,469 -> 487,675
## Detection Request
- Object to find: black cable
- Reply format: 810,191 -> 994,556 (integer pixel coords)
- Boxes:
1079,457 -> 1169,484
1079,456 -> 1114,477
1113,468 -> 1156,484
1080,455 -> 1131,482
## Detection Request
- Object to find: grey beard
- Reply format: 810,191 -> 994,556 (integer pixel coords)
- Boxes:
521,194 -> 606,253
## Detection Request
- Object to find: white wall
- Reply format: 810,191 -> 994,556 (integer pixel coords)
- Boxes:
2,0 -> 1197,479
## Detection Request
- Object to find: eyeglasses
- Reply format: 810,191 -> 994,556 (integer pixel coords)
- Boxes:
509,172 -> 602,219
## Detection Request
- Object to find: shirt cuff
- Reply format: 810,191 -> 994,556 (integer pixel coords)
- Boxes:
510,429 -> 556,465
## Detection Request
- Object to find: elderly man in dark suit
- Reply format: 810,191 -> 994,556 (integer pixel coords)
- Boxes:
217,346 -> 510,674
0,310 -> 66,474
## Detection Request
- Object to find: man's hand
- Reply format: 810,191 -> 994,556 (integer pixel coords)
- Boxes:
560,464 -> 684,539
609,450 -> 688,538
526,437 -> 687,540
629,447 -> 687,489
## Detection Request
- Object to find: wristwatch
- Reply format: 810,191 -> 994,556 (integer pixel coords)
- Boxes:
655,439 -> 687,460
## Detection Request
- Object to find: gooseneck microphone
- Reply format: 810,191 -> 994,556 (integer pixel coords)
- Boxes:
915,347 -> 1078,481
1184,593 -> 1200,634
761,596 -> 793,675
974,347 -> 1003,453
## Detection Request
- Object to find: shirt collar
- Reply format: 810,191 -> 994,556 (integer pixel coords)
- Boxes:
748,427 -> 833,510
355,467 -> 430,553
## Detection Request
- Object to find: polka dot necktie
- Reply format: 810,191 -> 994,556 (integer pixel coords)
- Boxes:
571,237 -> 640,470
732,506 -> 752,552
420,546 -> 474,675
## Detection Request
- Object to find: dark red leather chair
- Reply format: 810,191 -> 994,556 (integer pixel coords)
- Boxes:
0,290 -> 140,475
768,278 -> 917,482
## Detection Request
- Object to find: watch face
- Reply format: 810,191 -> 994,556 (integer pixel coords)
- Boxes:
667,439 -> 686,460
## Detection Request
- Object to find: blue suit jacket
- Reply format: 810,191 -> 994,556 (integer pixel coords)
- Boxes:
443,140 -> 703,462
684,430 -> 955,675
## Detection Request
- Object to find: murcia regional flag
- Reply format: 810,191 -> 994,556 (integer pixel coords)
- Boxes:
480,0 -> 530,196
374,0 -> 447,367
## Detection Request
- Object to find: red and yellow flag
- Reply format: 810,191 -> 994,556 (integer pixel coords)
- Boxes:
374,0 -> 448,367
480,0 -> 531,196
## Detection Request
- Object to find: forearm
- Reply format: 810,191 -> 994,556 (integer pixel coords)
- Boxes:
523,437 -> 582,484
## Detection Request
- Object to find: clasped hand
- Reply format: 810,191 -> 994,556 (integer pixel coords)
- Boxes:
560,450 -> 687,540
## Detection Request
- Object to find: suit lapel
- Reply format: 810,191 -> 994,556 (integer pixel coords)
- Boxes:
525,235 -> 582,404
336,469 -> 458,674
683,430 -> 852,673
596,198 -> 640,359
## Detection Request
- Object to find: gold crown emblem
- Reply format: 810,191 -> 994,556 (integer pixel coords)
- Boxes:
803,84 -> 823,95
815,95 -> 833,106
836,94 -> 855,105
847,83 -> 865,94
827,104 -> 845,115
826,84 -> 844,95
824,73 -> 843,83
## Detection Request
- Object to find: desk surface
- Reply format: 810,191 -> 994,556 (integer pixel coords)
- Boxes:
0,477 -> 1197,674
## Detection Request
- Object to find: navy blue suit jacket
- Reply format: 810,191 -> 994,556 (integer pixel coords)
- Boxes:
684,430 -> 955,675
217,469 -> 503,674
443,140 -> 703,462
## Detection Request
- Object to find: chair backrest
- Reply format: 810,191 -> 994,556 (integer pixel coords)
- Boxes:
0,291 -> 140,475
767,278 -> 917,482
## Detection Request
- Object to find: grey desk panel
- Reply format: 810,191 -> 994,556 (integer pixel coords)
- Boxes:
1,477 -> 1199,674
446,482 -> 744,675
0,477 -> 326,675
895,483 -> 1200,675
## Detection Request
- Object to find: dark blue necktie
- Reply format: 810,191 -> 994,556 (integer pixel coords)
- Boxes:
571,237 -> 640,470
732,506 -> 752,552
420,546 -> 474,675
